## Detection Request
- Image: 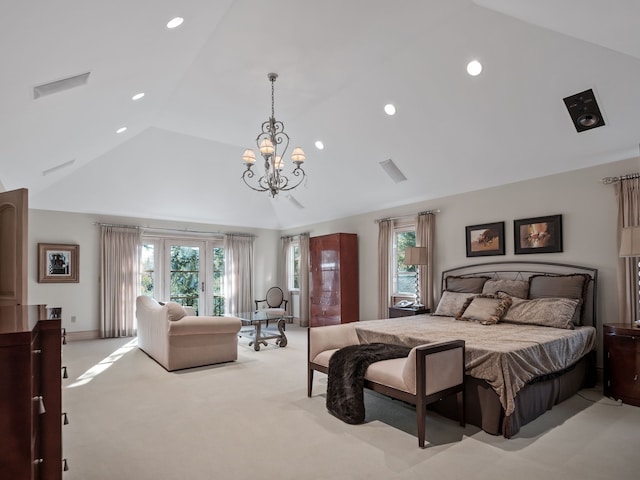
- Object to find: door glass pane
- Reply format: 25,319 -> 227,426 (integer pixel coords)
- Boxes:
170,245 -> 200,313
212,247 -> 225,315
140,244 -> 155,297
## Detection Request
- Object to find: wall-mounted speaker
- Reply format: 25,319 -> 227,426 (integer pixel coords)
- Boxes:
563,89 -> 605,132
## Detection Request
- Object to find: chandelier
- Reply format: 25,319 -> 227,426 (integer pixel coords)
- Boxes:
241,73 -> 306,197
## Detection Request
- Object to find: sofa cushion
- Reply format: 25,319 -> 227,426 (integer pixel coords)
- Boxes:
166,302 -> 187,321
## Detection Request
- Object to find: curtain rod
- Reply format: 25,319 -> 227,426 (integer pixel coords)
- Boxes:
94,222 -> 254,237
280,232 -> 309,240
374,209 -> 440,224
601,172 -> 640,184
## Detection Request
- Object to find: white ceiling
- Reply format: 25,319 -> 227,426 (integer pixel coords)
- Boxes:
2,0 -> 639,230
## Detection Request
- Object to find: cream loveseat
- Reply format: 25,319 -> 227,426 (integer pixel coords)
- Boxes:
136,296 -> 242,371
307,323 -> 465,448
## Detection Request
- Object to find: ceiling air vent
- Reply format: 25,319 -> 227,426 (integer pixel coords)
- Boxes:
33,72 -> 91,99
379,159 -> 407,183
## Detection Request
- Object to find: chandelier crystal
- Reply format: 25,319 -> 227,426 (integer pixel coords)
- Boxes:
241,73 -> 306,197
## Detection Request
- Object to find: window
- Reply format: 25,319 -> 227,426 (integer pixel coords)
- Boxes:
140,243 -> 155,298
392,225 -> 417,297
212,246 -> 225,315
288,242 -> 300,290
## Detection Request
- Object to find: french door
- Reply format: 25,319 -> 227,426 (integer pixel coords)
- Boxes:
165,241 -> 207,314
141,237 -> 225,316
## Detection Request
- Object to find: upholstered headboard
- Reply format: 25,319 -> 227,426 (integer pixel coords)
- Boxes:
440,261 -> 598,327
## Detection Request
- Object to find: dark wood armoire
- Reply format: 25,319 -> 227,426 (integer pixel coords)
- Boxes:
309,233 -> 359,327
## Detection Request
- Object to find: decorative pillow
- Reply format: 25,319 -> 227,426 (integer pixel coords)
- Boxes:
455,294 -> 512,325
528,274 -> 590,324
482,279 -> 529,298
445,275 -> 491,293
502,296 -> 580,329
528,274 -> 589,300
433,291 -> 477,317
165,302 -> 187,321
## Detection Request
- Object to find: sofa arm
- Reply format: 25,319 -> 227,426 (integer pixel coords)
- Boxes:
168,316 -> 242,336
402,340 -> 465,395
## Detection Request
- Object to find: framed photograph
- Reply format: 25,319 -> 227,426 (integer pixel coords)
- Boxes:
465,222 -> 505,257
38,243 -> 79,283
514,215 -> 563,254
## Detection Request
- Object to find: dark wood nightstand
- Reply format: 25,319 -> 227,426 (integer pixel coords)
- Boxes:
388,306 -> 430,318
603,323 -> 640,407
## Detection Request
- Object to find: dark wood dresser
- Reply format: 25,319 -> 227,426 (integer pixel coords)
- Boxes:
603,323 -> 640,407
0,305 -> 63,479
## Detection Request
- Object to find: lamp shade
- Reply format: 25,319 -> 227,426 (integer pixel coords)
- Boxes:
619,226 -> 640,257
404,246 -> 427,266
242,149 -> 256,164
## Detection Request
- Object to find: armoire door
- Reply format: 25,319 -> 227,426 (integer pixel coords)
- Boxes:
0,188 -> 28,306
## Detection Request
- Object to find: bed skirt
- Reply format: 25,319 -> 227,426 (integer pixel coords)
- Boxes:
429,352 -> 595,438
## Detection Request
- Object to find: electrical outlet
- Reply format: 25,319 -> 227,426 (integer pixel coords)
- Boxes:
71,315 -> 77,323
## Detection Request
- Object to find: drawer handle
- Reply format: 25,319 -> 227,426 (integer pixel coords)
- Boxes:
33,396 -> 46,414
62,366 -> 68,379
34,458 -> 43,465
63,458 -> 69,471
62,412 -> 69,425
635,375 -> 638,381
33,349 -> 42,354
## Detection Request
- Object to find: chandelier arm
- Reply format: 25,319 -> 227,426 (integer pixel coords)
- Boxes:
275,167 -> 306,192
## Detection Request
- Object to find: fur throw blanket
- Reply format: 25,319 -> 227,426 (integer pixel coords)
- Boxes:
326,343 -> 411,424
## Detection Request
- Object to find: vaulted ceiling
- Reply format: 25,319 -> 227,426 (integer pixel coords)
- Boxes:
2,0 -> 639,229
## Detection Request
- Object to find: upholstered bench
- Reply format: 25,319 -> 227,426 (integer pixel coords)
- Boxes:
308,323 -> 465,447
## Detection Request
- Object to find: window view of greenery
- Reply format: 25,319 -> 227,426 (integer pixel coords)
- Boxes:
212,247 -> 225,315
291,244 -> 300,289
394,230 -> 417,294
170,246 -> 200,313
140,244 -> 155,297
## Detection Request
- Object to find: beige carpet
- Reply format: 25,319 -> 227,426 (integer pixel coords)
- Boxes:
61,324 -> 638,480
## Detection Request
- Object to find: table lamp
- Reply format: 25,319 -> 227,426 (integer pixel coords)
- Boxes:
619,225 -> 640,327
403,246 -> 427,307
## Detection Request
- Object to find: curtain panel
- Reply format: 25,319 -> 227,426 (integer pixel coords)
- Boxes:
615,177 -> 640,325
280,236 -> 294,314
299,233 -> 310,327
377,220 -> 392,318
99,226 -> 141,338
224,234 -> 254,315
417,212 -> 435,311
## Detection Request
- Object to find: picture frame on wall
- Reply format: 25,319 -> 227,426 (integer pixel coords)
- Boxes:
514,214 -> 563,254
465,221 -> 505,257
38,243 -> 79,283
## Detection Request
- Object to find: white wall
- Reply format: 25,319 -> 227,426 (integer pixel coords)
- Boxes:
28,211 -> 280,334
281,156 -> 640,351
27,155 -> 640,362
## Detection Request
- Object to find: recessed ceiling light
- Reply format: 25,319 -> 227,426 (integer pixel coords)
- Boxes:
132,92 -> 145,100
315,140 -> 324,150
116,127 -> 127,134
167,17 -> 184,29
384,104 -> 396,116
467,60 -> 482,76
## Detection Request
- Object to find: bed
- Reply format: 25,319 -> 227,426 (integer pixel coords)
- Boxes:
308,261 -> 598,438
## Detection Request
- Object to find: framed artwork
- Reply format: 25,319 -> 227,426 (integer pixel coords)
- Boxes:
38,243 -> 79,283
514,214 -> 563,254
465,221 -> 505,257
